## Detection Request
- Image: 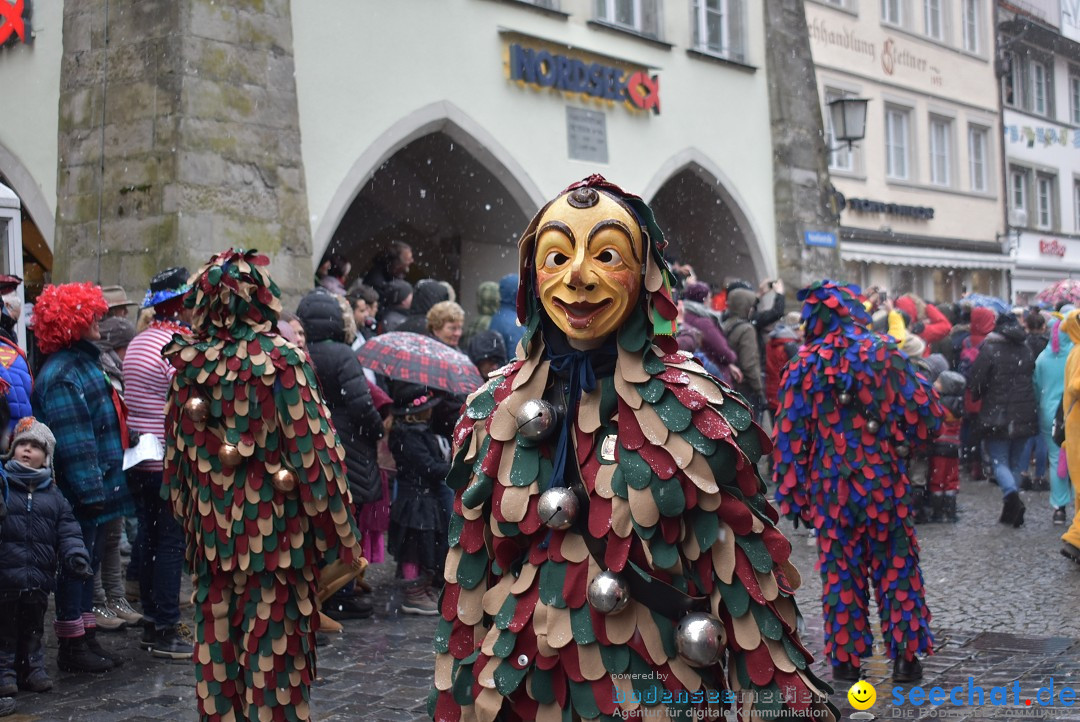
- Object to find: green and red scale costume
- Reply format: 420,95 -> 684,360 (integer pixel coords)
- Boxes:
431,176 -> 837,722
163,250 -> 360,722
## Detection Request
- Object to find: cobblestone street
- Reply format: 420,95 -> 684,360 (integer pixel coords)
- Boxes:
7,475 -> 1079,721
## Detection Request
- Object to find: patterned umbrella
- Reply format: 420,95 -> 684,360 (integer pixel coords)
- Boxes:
961,293 -> 1010,315
1036,279 -> 1080,307
356,332 -> 483,395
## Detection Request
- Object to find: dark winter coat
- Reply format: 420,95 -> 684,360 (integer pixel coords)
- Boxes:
397,280 -> 450,335
967,322 -> 1040,439
390,421 -> 451,494
0,466 -> 89,593
296,291 -> 385,505
722,288 -> 763,398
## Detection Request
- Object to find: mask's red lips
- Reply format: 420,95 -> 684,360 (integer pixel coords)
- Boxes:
553,298 -> 612,329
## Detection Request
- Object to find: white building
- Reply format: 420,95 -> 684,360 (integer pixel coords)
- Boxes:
1000,0 -> 1080,304
807,0 -> 1009,301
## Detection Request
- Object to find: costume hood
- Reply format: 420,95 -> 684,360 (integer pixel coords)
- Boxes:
797,280 -> 872,341
1062,309 -> 1080,345
185,249 -> 281,339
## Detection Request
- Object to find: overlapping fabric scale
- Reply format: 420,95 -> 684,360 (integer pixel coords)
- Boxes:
432,304 -> 838,722
772,280 -> 943,667
164,250 -> 359,722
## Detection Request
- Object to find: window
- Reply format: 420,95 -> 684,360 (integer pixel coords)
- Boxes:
1074,180 -> 1080,233
968,125 -> 988,192
1037,175 -> 1055,230
924,0 -> 943,39
929,117 -> 952,186
826,90 -> 855,172
1071,74 -> 1080,125
1031,61 -> 1049,116
885,107 -> 911,180
962,0 -> 980,52
1003,52 -> 1023,108
595,0 -> 662,38
1011,169 -> 1027,215
882,0 -> 903,25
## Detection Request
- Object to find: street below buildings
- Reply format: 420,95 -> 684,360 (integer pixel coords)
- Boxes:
7,474 -> 1079,722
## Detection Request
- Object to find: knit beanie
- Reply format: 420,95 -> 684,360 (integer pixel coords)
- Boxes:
8,417 -> 56,467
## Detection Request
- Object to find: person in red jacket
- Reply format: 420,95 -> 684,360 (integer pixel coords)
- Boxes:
896,294 -> 953,346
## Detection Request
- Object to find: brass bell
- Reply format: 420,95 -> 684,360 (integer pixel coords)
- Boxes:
218,443 -> 242,468
183,395 -> 209,423
271,468 -> 297,493
865,419 -> 881,434
675,613 -> 726,667
837,392 -> 853,406
586,571 -> 630,615
537,487 -> 578,530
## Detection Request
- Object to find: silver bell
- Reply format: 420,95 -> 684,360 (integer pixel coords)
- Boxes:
516,399 -> 558,442
837,392 -> 853,406
865,419 -> 881,434
587,571 -> 630,615
537,487 -> 578,530
675,612 -> 726,667
896,443 -> 910,458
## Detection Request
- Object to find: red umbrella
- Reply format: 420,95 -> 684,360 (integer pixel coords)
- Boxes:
355,332 -> 483,395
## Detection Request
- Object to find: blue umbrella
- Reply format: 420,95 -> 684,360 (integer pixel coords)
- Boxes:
962,293 -> 1010,315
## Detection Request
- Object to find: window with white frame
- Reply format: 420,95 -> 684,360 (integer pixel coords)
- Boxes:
1031,61 -> 1049,116
882,0 -> 903,25
595,0 -> 663,38
691,0 -> 744,59
825,89 -> 856,172
885,106 -> 911,180
1071,74 -> 1080,125
924,0 -> 943,40
968,125 -> 988,192
1036,174 -> 1055,230
1011,169 -> 1027,216
929,116 -> 952,186
1074,180 -> 1080,234
1003,51 -> 1023,108
962,0 -> 980,53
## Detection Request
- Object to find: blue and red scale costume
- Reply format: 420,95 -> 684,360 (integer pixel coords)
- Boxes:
772,281 -> 943,675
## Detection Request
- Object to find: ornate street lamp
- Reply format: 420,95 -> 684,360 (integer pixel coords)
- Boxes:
827,97 -> 870,151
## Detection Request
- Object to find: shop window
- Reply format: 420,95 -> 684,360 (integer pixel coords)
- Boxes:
595,0 -> 663,39
692,0 -> 744,60
968,125 -> 988,192
924,0 -> 943,40
1036,174 -> 1056,230
929,115 -> 952,186
885,105 -> 911,181
962,0 -> 980,52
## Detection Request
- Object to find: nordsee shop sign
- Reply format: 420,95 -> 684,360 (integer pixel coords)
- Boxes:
507,42 -> 660,115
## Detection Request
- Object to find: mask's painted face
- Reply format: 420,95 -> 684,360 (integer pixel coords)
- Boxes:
534,188 -> 643,342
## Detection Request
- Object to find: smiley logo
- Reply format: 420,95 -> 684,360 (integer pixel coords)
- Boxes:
847,680 -> 876,710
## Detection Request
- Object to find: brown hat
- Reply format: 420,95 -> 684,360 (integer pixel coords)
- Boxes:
101,286 -> 135,310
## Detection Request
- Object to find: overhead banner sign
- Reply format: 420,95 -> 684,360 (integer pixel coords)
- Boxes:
506,40 -> 660,115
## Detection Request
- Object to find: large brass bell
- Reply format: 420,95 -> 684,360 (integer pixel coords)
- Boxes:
537,487 -> 578,530
675,613 -> 726,667
218,443 -> 242,468
183,396 -> 209,423
586,571 -> 630,615
271,468 -> 298,493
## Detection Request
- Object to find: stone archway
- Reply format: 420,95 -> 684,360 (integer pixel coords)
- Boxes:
645,153 -> 770,289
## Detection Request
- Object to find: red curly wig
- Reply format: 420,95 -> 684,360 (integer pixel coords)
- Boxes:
33,283 -> 108,355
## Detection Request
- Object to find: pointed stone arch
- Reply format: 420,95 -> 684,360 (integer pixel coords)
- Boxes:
0,139 -> 54,247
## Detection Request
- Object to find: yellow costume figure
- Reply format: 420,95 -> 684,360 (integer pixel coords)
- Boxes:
1060,310 -> 1080,562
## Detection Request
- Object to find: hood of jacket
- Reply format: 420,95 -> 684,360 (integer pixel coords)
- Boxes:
725,288 -> 756,321
383,279 -> 414,309
498,274 -> 519,306
296,290 -> 345,344
409,279 -> 449,318
475,282 -> 500,316
970,306 -> 996,338
1050,317 -> 1076,355
1062,309 -> 1080,346
996,316 -> 1027,345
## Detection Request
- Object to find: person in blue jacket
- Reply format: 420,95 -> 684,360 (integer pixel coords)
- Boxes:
487,273 -> 524,356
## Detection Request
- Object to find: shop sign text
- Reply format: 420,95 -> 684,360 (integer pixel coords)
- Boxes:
846,197 -> 935,220
1040,239 -> 1067,257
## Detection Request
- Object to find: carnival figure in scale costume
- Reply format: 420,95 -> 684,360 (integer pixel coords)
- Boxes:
163,250 -> 361,721
773,281 -> 943,684
432,176 -> 837,722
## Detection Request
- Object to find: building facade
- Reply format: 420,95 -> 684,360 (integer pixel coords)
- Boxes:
1000,0 -> 1080,304
807,0 -> 1009,302
0,0 -> 784,312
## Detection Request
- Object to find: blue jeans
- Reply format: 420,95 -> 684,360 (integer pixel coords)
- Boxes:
56,519 -> 106,622
1020,434 -> 1048,479
984,438 -> 1028,497
130,470 -> 185,630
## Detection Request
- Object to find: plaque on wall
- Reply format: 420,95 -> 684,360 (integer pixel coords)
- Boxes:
566,106 -> 609,164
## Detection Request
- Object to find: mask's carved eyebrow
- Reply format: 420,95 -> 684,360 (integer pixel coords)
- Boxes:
537,220 -> 575,246
588,219 -> 640,263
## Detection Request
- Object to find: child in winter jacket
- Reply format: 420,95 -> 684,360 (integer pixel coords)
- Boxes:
929,372 -> 965,522
0,418 -> 91,697
387,383 -> 451,616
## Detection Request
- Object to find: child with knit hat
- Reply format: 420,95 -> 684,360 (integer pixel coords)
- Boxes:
0,418 -> 92,700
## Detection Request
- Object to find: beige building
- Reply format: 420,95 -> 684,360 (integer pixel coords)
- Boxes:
807,0 -> 1009,301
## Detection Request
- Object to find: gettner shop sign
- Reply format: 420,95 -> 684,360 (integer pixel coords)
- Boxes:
506,41 -> 660,115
